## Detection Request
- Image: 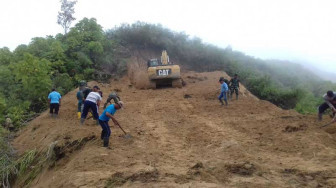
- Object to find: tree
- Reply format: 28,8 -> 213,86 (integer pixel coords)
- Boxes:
57,0 -> 77,34
66,18 -> 104,70
0,65 -> 16,98
12,54 -> 52,106
0,95 -> 6,117
0,47 -> 13,65
28,37 -> 53,58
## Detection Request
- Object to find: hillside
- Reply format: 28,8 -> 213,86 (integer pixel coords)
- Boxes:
2,20 -> 336,132
12,71 -> 336,187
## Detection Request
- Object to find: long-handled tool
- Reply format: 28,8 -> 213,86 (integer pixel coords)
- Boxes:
113,120 -> 132,139
320,120 -> 336,128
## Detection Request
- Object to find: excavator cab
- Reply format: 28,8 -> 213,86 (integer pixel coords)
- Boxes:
147,59 -> 160,67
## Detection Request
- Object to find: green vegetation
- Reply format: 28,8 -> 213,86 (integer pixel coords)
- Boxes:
0,18 -> 110,129
1,19 -> 336,186
0,127 -> 16,187
0,125 -> 39,187
1,20 -> 335,129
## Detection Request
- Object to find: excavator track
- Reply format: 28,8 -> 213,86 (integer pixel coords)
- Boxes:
172,79 -> 182,88
149,80 -> 156,89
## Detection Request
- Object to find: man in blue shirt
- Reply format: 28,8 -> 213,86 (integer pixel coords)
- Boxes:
218,77 -> 229,106
98,101 -> 123,147
48,88 -> 62,117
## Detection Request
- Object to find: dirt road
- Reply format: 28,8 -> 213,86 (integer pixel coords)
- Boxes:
13,71 -> 336,187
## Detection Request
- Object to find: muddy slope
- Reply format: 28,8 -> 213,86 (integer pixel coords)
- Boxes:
13,71 -> 336,187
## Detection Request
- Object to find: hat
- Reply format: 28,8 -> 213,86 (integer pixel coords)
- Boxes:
79,80 -> 87,86
117,101 -> 124,109
93,85 -> 100,90
327,91 -> 334,98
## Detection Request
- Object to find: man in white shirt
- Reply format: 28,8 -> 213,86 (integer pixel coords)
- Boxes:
80,86 -> 102,125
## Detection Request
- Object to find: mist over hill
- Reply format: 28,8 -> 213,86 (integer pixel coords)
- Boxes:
1,19 -> 336,131
299,62 -> 336,83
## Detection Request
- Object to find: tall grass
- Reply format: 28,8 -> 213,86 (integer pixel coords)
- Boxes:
0,127 -> 16,188
0,126 -> 38,188
16,150 -> 37,176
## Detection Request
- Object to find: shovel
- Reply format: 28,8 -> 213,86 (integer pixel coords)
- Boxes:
320,120 -> 336,128
113,120 -> 132,139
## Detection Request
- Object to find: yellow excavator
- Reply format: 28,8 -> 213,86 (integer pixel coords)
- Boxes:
147,50 -> 182,88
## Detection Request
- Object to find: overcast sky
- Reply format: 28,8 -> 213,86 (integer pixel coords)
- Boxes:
1,0 -> 335,73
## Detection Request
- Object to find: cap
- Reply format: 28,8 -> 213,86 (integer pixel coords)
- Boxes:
327,91 -> 334,98
117,101 -> 124,108
79,80 -> 87,86
93,85 -> 100,90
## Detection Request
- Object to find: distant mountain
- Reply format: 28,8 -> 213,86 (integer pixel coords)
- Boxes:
307,67 -> 336,83
295,61 -> 336,83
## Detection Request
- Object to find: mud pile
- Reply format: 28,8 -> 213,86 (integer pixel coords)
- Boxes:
13,71 -> 336,187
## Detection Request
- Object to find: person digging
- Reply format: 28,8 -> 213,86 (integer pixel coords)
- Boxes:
76,88 -> 84,119
80,86 -> 102,125
318,90 -> 336,121
103,92 -> 121,109
98,101 -> 124,148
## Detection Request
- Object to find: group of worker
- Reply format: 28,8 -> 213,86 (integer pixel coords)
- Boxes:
48,81 -> 124,148
218,74 -> 240,106
217,74 -> 336,125
46,75 -> 336,148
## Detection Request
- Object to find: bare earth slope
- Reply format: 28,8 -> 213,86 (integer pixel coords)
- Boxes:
13,71 -> 336,187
